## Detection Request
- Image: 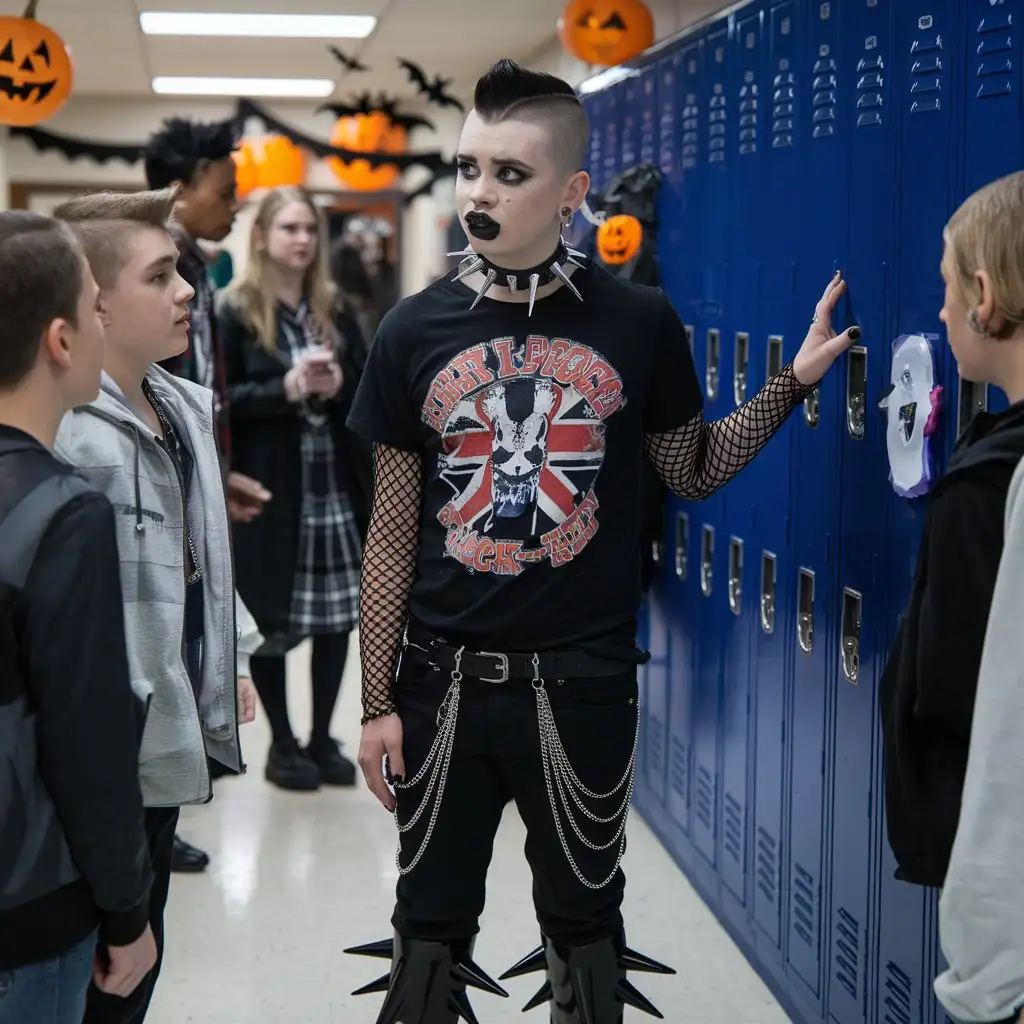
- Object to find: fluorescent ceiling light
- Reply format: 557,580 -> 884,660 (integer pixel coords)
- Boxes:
577,66 -> 639,96
152,76 -> 335,98
139,12 -> 377,39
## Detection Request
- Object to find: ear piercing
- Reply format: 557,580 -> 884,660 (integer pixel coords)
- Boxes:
968,308 -> 992,336
560,206 -> 573,227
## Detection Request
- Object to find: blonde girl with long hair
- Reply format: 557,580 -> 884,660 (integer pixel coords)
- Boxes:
219,186 -> 371,792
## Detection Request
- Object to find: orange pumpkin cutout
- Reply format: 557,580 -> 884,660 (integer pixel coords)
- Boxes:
254,135 -> 306,189
232,144 -> 259,200
328,110 -> 408,192
558,0 -> 654,67
597,214 -> 642,265
0,10 -> 73,127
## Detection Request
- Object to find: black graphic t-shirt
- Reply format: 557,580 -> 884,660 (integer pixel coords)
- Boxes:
347,262 -> 702,651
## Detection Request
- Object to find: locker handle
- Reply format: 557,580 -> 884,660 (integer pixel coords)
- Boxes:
841,588 -> 862,685
734,332 -> 750,405
847,346 -> 868,440
761,552 -> 777,634
675,512 -> 689,581
701,525 -> 714,597
797,569 -> 815,653
804,386 -> 820,428
957,376 -> 988,436
728,538 -> 743,616
767,335 -> 783,380
706,329 -> 720,400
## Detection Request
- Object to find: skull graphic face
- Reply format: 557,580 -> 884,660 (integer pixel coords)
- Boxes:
482,379 -> 556,519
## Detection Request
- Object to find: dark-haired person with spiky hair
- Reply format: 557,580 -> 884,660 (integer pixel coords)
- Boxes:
345,59 -> 861,1022
143,116 -> 269,876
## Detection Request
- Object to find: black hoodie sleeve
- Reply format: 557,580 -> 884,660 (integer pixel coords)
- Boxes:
21,492 -> 152,947
914,470 -> 1013,732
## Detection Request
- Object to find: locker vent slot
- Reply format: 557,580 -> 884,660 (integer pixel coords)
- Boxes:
670,737 -> 689,803
724,793 -> 743,863
976,13 -> 1013,98
772,74 -> 796,147
755,827 -> 779,906
649,714 -> 665,778
856,54 -> 885,126
708,91 -> 728,164
882,960 -> 913,1024
910,30 -> 944,113
811,57 -> 836,139
792,862 -> 817,945
835,907 -> 862,1000
696,765 -> 715,830
739,82 -> 758,155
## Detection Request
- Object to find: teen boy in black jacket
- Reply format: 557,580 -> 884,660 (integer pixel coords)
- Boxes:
0,212 -> 155,1022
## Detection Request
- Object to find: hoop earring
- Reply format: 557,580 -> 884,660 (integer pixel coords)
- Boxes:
968,308 -> 992,336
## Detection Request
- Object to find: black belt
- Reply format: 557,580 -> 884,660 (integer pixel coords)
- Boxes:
404,623 -> 646,684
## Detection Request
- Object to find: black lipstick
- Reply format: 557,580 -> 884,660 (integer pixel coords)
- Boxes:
465,211 -> 501,241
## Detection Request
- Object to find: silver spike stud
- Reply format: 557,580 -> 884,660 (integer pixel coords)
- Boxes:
447,245 -> 475,258
527,273 -> 540,317
470,268 -> 498,310
567,247 -> 586,259
566,255 -> 587,269
549,261 -> 583,302
452,256 -> 485,284
506,274 -> 518,294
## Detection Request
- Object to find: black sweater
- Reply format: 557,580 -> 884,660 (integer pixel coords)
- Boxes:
880,400 -> 1024,888
0,427 -> 152,969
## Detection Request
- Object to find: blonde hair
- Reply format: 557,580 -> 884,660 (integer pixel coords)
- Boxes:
225,187 -> 338,352
53,187 -> 180,289
945,170 -> 1024,340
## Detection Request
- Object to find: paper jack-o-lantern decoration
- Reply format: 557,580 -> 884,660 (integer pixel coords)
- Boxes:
233,135 -> 306,197
328,110 -> 408,192
0,5 -> 73,127
597,214 -> 642,265
558,0 -> 654,67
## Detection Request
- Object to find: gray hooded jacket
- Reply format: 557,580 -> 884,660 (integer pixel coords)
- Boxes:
54,365 -> 243,807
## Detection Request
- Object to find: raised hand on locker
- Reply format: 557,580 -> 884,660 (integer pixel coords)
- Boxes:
792,270 -> 864,387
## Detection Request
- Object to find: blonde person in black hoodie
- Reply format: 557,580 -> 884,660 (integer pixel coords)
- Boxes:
880,171 -> 1024,928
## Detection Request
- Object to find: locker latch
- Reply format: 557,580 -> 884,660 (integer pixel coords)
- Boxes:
706,329 -> 720,400
675,512 -> 689,581
761,552 -> 777,633
734,332 -> 750,406
701,525 -> 714,597
847,346 -> 868,440
957,375 -> 988,437
804,386 -> 820,428
797,568 -> 815,653
767,335 -> 784,380
841,588 -> 862,685
728,537 -> 743,615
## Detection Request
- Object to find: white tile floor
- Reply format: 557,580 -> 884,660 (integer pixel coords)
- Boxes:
151,641 -> 789,1023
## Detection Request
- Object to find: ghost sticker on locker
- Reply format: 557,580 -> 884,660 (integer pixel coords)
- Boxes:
878,333 -> 942,498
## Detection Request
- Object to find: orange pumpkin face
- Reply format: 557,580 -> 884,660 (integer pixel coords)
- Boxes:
597,214 -> 642,265
256,135 -> 305,189
0,15 -> 73,127
558,0 -> 654,67
328,111 -> 408,192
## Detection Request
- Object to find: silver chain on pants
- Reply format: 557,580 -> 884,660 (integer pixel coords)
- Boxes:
392,651 -> 639,888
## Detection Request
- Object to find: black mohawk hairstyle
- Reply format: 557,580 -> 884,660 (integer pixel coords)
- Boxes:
473,58 -> 580,118
143,117 -> 239,190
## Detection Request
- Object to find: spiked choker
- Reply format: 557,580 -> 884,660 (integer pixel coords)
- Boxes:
448,237 -> 587,316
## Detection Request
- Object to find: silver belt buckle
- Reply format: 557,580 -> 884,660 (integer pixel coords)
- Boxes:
477,651 -> 510,683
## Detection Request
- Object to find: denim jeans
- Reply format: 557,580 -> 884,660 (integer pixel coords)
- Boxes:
0,930 -> 97,1024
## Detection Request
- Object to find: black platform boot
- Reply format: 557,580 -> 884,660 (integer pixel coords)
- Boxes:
500,931 -> 675,1022
346,932 -> 509,1024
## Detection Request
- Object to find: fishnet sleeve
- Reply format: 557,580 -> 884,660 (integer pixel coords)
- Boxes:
358,443 -> 423,724
644,361 -> 815,501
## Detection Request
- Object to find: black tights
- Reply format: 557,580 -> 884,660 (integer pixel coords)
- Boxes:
250,632 -> 351,746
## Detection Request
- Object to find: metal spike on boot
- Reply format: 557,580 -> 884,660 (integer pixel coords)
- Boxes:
346,933 -> 509,1023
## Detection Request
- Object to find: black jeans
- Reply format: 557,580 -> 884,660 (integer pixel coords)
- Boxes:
391,645 -> 638,947
83,807 -> 179,1024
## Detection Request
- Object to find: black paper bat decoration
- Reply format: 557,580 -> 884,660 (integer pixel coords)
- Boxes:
328,46 -> 370,73
397,58 -> 465,112
8,123 -> 145,164
402,164 -> 458,207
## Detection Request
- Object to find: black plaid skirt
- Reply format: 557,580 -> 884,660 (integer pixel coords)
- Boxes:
288,418 -> 361,637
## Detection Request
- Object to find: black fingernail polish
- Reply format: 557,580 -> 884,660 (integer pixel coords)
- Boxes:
849,326 -> 862,340
393,775 -> 404,786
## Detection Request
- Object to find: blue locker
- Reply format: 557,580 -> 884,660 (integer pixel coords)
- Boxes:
620,74 -> 640,171
716,4 -> 767,924
750,0 -> 801,960
786,0 -> 845,1010
641,573 -> 671,806
585,92 -> 605,194
602,84 -> 622,188
639,64 -> 658,168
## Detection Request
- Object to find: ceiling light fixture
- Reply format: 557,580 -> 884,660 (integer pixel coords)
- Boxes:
152,76 -> 336,98
577,66 -> 640,96
139,13 -> 377,39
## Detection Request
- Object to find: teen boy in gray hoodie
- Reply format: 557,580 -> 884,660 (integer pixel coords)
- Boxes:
52,187 -> 259,1024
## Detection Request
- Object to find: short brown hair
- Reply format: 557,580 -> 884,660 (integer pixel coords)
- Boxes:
53,187 -> 180,289
945,170 -> 1024,339
0,212 -> 84,390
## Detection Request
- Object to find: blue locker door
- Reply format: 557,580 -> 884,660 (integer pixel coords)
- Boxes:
621,74 -> 640,171
587,93 -> 605,195
642,569 -> 671,806
602,84 -> 622,189
717,5 -> 766,918
751,0 -> 801,956
691,20 -> 735,871
786,0 -> 845,1008
662,41 -> 701,841
639,64 -> 658,169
